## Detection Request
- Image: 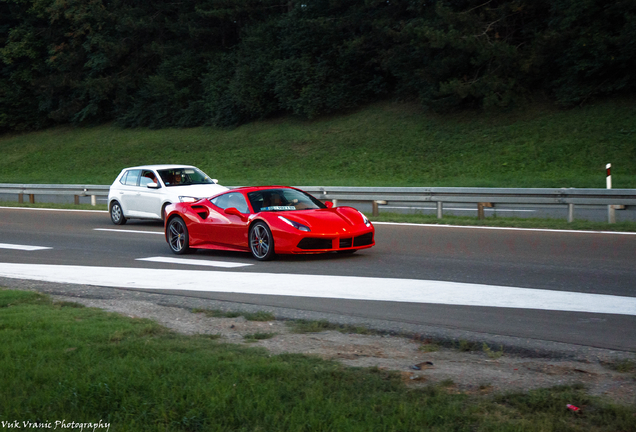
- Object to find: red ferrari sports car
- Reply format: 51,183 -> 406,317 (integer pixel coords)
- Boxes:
164,186 -> 375,260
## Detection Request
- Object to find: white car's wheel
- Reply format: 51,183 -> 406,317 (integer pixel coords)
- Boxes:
110,201 -> 127,225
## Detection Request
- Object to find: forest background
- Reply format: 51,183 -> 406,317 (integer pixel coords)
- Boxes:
1,0 -> 635,133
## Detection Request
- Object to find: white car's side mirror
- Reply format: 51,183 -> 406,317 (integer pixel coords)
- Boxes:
147,182 -> 159,189
211,179 -> 218,184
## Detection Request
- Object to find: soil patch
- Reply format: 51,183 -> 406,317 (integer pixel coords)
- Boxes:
49,295 -> 636,406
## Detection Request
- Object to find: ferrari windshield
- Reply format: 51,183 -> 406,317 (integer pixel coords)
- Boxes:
248,189 -> 326,212
157,168 -> 214,187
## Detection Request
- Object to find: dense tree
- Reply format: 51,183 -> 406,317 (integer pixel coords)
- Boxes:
0,0 -> 634,131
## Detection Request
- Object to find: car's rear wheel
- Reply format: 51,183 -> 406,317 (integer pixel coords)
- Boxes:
249,221 -> 275,261
110,201 -> 126,225
167,217 -> 190,254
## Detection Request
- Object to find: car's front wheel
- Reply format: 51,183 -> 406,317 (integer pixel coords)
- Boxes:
167,217 -> 190,254
249,221 -> 275,261
110,201 -> 126,225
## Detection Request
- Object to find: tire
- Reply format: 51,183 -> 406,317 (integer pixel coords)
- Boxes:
249,221 -> 275,261
110,201 -> 127,225
167,217 -> 190,254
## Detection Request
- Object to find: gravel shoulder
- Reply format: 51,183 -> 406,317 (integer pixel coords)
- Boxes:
3,278 -> 635,406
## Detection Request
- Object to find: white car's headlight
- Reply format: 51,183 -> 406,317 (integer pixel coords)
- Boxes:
358,211 -> 371,227
278,216 -> 311,232
179,196 -> 198,203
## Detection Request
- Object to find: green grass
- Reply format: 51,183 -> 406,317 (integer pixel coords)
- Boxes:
1,98 -> 635,188
286,319 -> 379,335
192,308 -> 275,321
1,289 -> 634,431
243,332 -> 277,342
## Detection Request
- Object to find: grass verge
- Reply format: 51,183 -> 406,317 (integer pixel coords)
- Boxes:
1,289 -> 635,431
192,308 -> 276,322
286,319 -> 379,335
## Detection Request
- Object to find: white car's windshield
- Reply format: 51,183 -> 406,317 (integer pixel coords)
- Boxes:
247,189 -> 326,212
158,168 -> 214,187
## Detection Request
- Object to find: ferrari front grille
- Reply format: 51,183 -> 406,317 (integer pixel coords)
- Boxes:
297,238 -> 333,250
353,232 -> 373,247
339,238 -> 353,248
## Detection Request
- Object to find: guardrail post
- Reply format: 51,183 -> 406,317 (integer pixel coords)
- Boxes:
74,195 -> 80,205
608,206 -> 616,224
567,204 -> 574,223
437,202 -> 443,219
18,194 -> 24,204
332,199 -> 338,207
91,195 -> 96,206
606,163 -> 615,224
29,194 -> 35,204
477,202 -> 493,220
372,200 -> 379,217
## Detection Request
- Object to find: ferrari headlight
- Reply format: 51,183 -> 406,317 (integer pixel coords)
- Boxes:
278,216 -> 311,232
358,211 -> 371,227
179,196 -> 198,203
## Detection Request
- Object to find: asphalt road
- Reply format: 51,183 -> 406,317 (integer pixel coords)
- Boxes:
0,206 -> 635,353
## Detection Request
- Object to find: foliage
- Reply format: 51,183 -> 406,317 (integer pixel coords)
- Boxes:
1,0 -> 635,131
545,0 -> 636,106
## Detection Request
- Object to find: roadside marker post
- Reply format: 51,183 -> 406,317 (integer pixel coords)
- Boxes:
607,163 -> 616,224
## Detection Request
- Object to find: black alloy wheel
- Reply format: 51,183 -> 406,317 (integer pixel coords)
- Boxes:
168,217 -> 190,254
249,221 -> 275,261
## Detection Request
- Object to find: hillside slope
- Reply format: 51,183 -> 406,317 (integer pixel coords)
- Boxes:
1,99 -> 634,188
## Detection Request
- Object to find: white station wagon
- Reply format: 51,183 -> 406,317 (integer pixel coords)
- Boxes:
108,164 -> 227,224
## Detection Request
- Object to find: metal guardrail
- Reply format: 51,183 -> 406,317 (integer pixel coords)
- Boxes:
299,186 -> 635,223
0,184 -> 634,223
0,183 -> 110,206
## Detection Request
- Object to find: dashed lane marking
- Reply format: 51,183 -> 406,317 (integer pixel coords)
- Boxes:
0,243 -> 52,251
137,256 -> 253,268
94,228 -> 163,235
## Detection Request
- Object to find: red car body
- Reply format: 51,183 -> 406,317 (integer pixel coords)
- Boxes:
164,186 -> 375,260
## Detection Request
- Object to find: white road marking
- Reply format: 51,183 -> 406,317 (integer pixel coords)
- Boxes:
0,262 -> 634,316
94,228 -> 163,235
0,243 -> 52,251
373,221 -> 636,235
137,256 -> 252,268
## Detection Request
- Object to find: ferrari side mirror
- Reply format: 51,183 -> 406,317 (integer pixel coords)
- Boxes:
224,207 -> 247,220
325,201 -> 334,208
